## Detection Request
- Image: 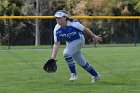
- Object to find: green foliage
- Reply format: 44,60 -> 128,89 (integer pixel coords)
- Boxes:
135,0 -> 140,11
0,0 -> 22,16
0,0 -> 140,45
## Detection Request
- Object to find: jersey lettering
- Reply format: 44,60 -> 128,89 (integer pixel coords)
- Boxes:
54,21 -> 85,42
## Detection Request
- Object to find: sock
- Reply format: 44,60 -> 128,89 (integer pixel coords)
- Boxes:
68,65 -> 76,74
65,56 -> 76,74
82,62 -> 98,76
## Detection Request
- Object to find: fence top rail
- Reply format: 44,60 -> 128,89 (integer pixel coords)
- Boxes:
0,16 -> 140,19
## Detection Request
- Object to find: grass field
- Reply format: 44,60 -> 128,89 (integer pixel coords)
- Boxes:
0,46 -> 140,93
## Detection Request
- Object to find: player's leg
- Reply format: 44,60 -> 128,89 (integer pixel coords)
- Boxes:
72,51 -> 100,83
63,36 -> 85,81
72,51 -> 98,76
63,47 -> 78,81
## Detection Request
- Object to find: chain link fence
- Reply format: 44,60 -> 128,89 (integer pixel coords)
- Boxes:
0,16 -> 140,49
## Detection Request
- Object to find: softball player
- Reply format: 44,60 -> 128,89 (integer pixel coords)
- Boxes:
51,10 -> 102,83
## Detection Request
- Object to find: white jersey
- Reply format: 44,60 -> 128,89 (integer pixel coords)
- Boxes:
53,20 -> 85,42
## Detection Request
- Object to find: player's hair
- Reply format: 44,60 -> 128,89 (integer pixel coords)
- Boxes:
66,17 -> 75,22
57,10 -> 75,22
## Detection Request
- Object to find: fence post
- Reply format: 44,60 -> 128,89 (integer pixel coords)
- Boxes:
134,20 -> 136,47
50,19 -> 53,48
7,20 -> 10,50
93,19 -> 96,48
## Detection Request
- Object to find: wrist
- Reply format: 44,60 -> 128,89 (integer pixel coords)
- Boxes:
94,34 -> 97,38
50,56 -> 55,59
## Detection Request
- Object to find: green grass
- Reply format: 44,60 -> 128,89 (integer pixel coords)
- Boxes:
0,43 -> 140,50
0,47 -> 140,93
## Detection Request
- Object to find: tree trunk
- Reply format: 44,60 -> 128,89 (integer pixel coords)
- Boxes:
35,0 -> 40,46
35,19 -> 40,46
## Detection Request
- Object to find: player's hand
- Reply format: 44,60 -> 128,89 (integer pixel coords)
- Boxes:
95,35 -> 102,42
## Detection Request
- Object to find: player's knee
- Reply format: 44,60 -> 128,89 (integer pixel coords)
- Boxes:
63,52 -> 74,65
63,53 -> 73,61
63,51 -> 71,58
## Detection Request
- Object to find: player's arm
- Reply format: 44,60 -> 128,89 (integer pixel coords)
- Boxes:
51,42 -> 60,59
83,28 -> 102,42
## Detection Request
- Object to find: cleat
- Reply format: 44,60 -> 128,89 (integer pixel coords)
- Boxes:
91,73 -> 100,83
69,73 -> 78,81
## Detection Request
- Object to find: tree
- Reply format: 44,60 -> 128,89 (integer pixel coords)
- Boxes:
0,0 -> 23,45
67,0 -> 140,44
22,0 -> 55,46
135,0 -> 140,11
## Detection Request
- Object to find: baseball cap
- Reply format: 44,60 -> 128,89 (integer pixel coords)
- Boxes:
54,11 -> 69,18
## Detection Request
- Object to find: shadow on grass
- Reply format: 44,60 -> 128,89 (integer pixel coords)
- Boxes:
64,80 -> 137,86
99,81 -> 137,86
